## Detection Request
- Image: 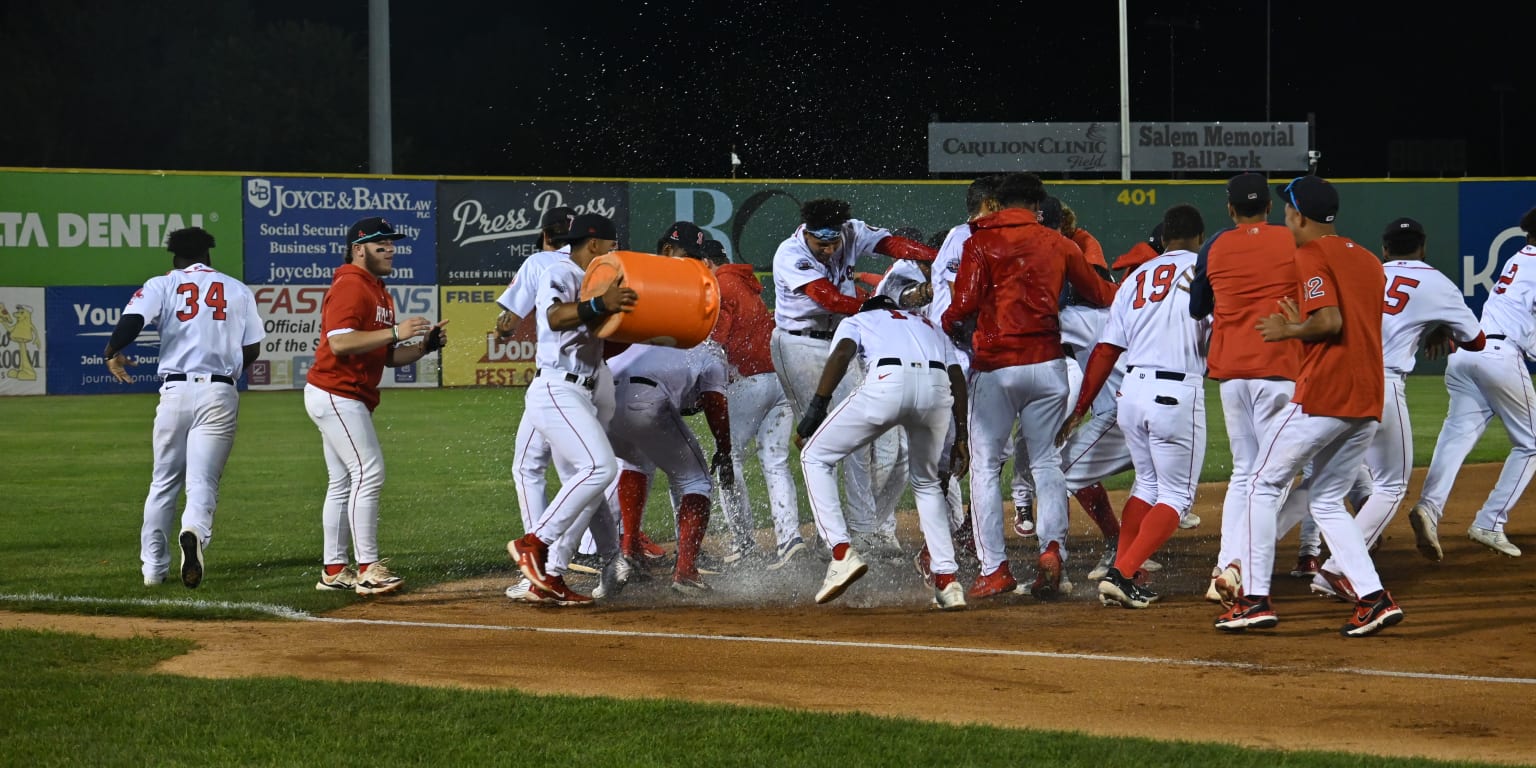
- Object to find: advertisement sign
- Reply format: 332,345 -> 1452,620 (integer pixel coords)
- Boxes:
43,286 -> 162,395
927,122 -> 1310,173
245,284 -> 440,390
0,287 -> 46,395
242,176 -> 436,285
438,286 -> 534,387
1456,181 -> 1536,317
0,171 -> 243,287
436,181 -> 627,285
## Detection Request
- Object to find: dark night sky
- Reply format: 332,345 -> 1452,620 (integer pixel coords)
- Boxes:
3,0 -> 1532,180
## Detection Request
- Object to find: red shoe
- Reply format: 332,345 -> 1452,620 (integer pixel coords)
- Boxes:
533,575 -> 594,607
913,545 -> 935,588
1341,590 -> 1404,637
1029,542 -> 1072,600
967,562 -> 1018,599
1310,568 -> 1358,603
635,531 -> 669,562
1289,554 -> 1321,578
1214,594 -> 1278,632
508,534 -> 553,592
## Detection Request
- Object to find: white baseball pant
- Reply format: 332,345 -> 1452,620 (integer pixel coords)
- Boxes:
141,377 -> 240,581
969,358 -> 1071,573
1311,374 -> 1408,572
526,375 -> 620,577
1118,370 -> 1206,516
1417,341 -> 1536,531
719,371 -> 802,549
1060,366 -> 1133,492
1010,356 -> 1085,504
305,383 -> 385,566
802,364 -> 956,573
1214,378 -> 1296,572
1281,462 -> 1374,556
1243,404 -> 1381,597
771,328 -> 882,534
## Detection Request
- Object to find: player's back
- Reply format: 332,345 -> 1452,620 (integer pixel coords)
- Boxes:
840,308 -> 955,369
1479,244 -> 1536,355
135,265 -> 259,377
1202,223 -> 1302,381
1294,237 -> 1385,419
1107,250 -> 1208,376
1381,260 -> 1481,374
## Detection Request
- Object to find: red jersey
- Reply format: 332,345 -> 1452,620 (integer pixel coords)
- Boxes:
1292,236 -> 1385,420
1199,223 -> 1304,381
942,208 -> 1117,371
1114,242 -> 1159,273
307,262 -> 395,412
711,264 -> 775,377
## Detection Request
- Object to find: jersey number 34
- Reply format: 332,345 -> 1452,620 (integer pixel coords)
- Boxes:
175,282 -> 229,322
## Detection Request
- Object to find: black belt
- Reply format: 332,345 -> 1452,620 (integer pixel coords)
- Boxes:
537,369 -> 596,390
787,329 -> 835,340
1489,334 -> 1507,340
1127,366 -> 1186,381
876,357 -> 945,370
629,376 -> 659,387
165,373 -> 234,385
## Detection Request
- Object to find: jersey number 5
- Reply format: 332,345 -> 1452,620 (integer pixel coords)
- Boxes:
1132,264 -> 1177,308
1382,275 -> 1420,316
175,282 -> 228,321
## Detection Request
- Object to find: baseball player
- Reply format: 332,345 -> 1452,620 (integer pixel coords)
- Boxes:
1218,175 -> 1403,638
605,341 -> 731,592
507,213 -> 638,606
770,198 -> 936,555
103,227 -> 264,589
926,175 -> 1005,544
1409,205 -> 1536,560
1188,173 -> 1304,603
941,171 -> 1117,601
494,206 -> 579,601
705,239 -> 806,569
795,295 -> 970,609
305,217 -> 448,596
1063,204 -> 1209,609
1292,218 -> 1484,590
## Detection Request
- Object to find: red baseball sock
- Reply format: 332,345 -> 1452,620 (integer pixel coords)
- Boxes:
1074,483 -> 1120,541
1118,502 -> 1180,576
832,542 -> 850,560
675,493 -> 711,580
1113,495 -> 1153,574
324,563 -> 346,576
617,470 -> 649,557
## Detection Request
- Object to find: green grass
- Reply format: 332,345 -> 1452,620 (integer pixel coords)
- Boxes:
0,376 -> 1514,614
0,379 -> 1518,767
0,628 -> 1503,768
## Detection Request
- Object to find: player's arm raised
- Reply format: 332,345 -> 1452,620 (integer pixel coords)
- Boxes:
940,242 -> 987,340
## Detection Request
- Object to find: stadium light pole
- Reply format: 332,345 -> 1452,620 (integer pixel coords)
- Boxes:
369,0 -> 393,175
1118,0 -> 1131,180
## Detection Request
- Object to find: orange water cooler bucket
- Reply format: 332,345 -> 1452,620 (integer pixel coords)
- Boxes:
580,250 -> 720,347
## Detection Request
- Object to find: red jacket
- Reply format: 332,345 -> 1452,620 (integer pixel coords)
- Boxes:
307,262 -> 395,412
711,264 -> 775,377
942,208 -> 1117,371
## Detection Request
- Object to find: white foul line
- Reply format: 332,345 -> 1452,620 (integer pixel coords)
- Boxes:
6,593 -> 1534,687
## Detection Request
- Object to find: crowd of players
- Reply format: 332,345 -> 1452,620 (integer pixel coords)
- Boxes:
496,171 -> 1536,639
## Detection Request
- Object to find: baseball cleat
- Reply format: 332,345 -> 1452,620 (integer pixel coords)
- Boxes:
1408,504 -> 1443,562
1178,512 -> 1201,530
932,580 -> 967,611
355,559 -> 404,596
315,567 -> 358,592
815,548 -> 868,604
1087,547 -> 1116,581
670,576 -> 712,595
766,536 -> 807,571
505,578 -> 549,603
1467,525 -> 1522,557
1029,543 -> 1072,601
1310,568 -> 1357,603
1214,594 -> 1278,632
178,529 -> 204,589
1341,590 -> 1405,637
534,575 -> 593,606
1012,504 -> 1037,538
1289,554 -> 1321,578
1097,567 -> 1150,609
967,562 -> 1019,600
1213,563 -> 1242,607
913,545 -> 935,587
509,534 -> 554,592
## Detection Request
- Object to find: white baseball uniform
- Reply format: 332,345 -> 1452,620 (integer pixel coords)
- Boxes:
606,343 -> 727,501
524,258 -> 622,578
124,263 -> 264,583
1097,249 -> 1209,518
801,307 -> 960,573
499,246 -> 571,533
928,223 -> 972,525
770,220 -> 896,540
1417,244 -> 1536,534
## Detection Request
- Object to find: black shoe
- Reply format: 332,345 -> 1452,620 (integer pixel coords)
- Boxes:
1096,567 -> 1148,609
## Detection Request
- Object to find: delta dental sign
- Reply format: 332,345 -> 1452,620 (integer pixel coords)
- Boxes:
928,122 -> 1310,173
